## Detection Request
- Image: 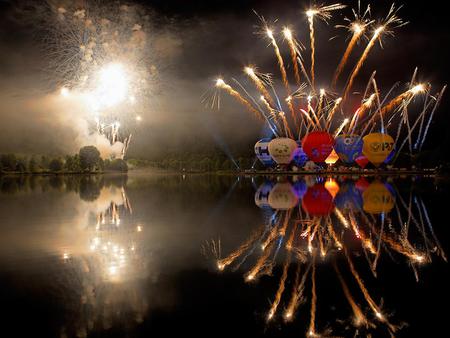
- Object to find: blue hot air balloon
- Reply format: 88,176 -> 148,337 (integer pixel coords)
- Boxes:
254,181 -> 274,209
292,142 -> 308,167
335,180 -> 363,211
254,138 -> 275,167
334,135 -> 363,164
292,179 -> 308,199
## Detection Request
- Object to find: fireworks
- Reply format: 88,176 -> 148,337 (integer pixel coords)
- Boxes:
211,3 -> 443,162
209,176 -> 445,335
35,1 -> 157,159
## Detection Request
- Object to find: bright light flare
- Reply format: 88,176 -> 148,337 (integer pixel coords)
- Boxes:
60,87 -> 70,97
96,63 -> 129,107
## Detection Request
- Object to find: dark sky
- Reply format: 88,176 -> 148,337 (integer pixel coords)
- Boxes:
0,0 -> 449,160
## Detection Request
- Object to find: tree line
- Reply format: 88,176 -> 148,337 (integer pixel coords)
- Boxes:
0,146 -> 128,174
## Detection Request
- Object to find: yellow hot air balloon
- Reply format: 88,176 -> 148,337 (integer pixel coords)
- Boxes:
362,181 -> 395,214
362,133 -> 394,167
325,149 -> 339,166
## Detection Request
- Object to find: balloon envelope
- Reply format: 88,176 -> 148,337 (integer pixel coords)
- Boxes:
254,138 -> 275,167
292,146 -> 308,167
334,135 -> 363,164
292,179 -> 308,199
302,184 -> 334,215
335,181 -> 363,210
268,183 -> 298,210
362,133 -> 394,167
268,138 -> 298,165
254,181 -> 274,208
302,131 -> 334,163
362,181 -> 395,214
325,149 -> 339,165
324,179 -> 340,198
355,155 -> 369,169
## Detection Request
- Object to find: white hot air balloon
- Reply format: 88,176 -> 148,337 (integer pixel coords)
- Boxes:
268,138 -> 298,166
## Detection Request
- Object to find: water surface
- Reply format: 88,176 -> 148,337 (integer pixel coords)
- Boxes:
0,174 -> 448,337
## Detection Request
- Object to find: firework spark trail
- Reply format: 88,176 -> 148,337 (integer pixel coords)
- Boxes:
414,90 -> 431,149
262,220 -> 281,251
232,78 -> 280,136
260,96 -> 284,134
371,213 -> 385,273
419,85 -> 447,150
216,78 -> 264,121
304,4 -> 347,90
349,212 -> 376,255
301,109 -> 320,131
371,79 -> 385,133
297,56 -> 314,89
307,98 -> 323,129
308,220 -> 320,253
326,97 -> 342,131
217,228 -> 264,271
394,86 -> 446,157
327,218 -> 343,250
284,261 -> 311,321
348,93 -> 376,133
333,261 -> 369,328
332,24 -> 365,89
317,225 -> 326,258
283,27 -> 302,86
267,233 -> 294,320
343,248 -> 397,331
342,26 -> 384,101
360,84 -> 425,137
244,67 -> 275,107
266,29 -> 297,126
308,254 -> 318,337
420,198 -> 447,262
333,118 -> 350,137
245,240 -> 276,282
317,89 -> 326,118
307,14 -> 316,90
334,208 -> 350,228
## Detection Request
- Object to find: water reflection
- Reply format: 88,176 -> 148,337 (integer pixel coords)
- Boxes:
213,176 -> 446,336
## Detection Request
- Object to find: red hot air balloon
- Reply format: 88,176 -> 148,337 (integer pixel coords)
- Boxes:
302,184 -> 335,216
355,155 -> 369,169
302,131 -> 335,163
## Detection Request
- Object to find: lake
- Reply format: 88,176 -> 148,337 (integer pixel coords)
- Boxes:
0,174 -> 448,337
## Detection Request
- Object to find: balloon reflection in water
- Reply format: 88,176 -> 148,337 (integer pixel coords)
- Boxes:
59,183 -> 149,336
211,177 -> 446,336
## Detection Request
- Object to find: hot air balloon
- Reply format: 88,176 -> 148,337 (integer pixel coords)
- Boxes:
302,131 -> 335,163
292,144 -> 308,167
335,180 -> 363,210
254,138 -> 275,167
324,178 -> 340,198
302,183 -> 334,216
292,178 -> 308,199
325,149 -> 339,166
355,177 -> 370,192
362,133 -> 394,167
334,135 -> 363,164
254,181 -> 274,208
362,181 -> 395,214
268,138 -> 298,166
355,155 -> 369,169
268,182 -> 298,210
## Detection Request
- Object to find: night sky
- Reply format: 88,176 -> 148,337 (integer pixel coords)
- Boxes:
0,0 -> 449,161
